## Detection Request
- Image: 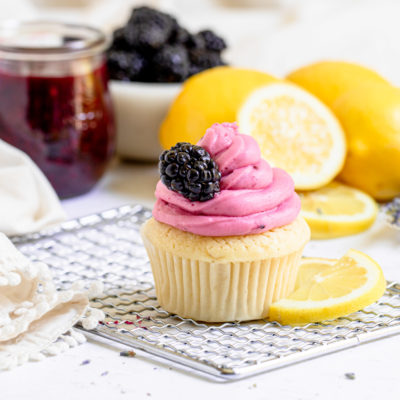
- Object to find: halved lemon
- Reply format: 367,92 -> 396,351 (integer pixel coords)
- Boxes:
300,182 -> 378,239
160,66 -> 277,149
237,82 -> 346,190
269,250 -> 386,325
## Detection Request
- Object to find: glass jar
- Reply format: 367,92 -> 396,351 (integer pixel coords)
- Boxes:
0,21 -> 115,198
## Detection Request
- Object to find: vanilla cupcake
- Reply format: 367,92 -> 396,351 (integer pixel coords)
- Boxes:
141,123 -> 310,322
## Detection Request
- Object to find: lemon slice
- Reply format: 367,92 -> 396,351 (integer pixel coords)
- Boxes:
269,250 -> 386,325
237,82 -> 346,190
300,182 -> 378,239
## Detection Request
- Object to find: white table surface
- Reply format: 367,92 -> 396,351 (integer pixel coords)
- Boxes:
3,160 -> 400,400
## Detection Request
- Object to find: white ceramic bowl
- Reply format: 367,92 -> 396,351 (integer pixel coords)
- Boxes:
110,80 -> 182,161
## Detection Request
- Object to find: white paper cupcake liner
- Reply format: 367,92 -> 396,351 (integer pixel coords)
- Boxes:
142,235 -> 304,322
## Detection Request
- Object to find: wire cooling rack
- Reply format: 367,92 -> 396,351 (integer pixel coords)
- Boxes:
11,204 -> 400,381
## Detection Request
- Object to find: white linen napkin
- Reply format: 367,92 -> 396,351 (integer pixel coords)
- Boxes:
0,233 -> 104,370
0,141 -> 103,370
0,139 -> 66,236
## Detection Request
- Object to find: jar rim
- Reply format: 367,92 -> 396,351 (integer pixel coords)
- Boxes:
0,20 -> 107,60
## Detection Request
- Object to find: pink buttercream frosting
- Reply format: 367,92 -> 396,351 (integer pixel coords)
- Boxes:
153,123 -> 301,236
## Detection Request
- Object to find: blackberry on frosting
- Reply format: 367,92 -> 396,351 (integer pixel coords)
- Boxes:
159,142 -> 221,202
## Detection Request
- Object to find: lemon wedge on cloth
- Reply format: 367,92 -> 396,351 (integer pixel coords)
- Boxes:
269,250 -> 386,325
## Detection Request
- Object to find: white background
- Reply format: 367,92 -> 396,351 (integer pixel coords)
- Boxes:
2,1 -> 400,399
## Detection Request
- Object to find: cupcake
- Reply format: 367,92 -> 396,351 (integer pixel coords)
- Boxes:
141,122 -> 310,322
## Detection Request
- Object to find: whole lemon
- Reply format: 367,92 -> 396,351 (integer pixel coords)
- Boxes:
160,66 -> 277,149
333,83 -> 400,200
287,61 -> 389,107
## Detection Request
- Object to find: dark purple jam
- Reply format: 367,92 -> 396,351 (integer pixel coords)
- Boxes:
0,61 -> 115,198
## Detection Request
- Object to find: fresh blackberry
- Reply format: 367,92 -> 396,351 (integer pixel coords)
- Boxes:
185,33 -> 206,50
105,7 -> 228,82
170,25 -> 190,45
125,6 -> 176,51
198,30 -> 227,51
124,24 -> 168,52
107,50 -> 145,81
128,6 -> 176,27
151,45 -> 189,82
109,27 -> 131,51
159,142 -> 221,202
188,48 -> 225,76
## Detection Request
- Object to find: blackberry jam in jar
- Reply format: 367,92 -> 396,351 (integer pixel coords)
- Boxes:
0,21 -> 115,198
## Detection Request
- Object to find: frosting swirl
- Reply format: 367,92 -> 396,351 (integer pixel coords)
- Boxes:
153,123 -> 301,236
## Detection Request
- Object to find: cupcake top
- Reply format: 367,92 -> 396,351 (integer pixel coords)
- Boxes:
154,122 -> 301,236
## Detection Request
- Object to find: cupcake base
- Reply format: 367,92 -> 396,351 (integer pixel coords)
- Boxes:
141,217 -> 310,322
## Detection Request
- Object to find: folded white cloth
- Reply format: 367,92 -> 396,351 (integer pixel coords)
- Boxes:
0,233 -> 104,370
0,140 -> 66,236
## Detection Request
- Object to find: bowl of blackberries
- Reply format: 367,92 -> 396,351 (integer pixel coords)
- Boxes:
107,6 -> 228,161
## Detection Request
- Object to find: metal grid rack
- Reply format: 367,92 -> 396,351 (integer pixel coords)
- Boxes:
11,204 -> 400,381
